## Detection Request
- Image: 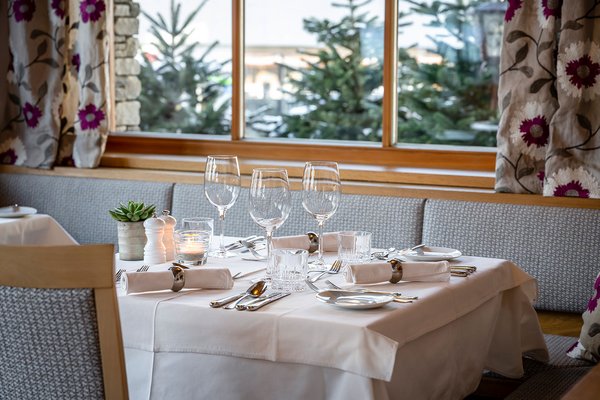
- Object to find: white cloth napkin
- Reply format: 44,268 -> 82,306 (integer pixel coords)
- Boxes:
344,261 -> 451,284
272,232 -> 339,252
121,268 -> 233,295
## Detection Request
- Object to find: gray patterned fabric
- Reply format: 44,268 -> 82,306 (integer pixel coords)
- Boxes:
423,200 -> 600,312
504,367 -> 592,400
0,173 -> 174,245
0,286 -> 104,399
172,184 -> 425,248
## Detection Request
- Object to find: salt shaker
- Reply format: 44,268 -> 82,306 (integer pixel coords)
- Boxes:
143,213 -> 166,265
159,210 -> 177,261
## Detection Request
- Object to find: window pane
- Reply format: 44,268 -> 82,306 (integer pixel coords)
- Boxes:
135,0 -> 231,134
397,0 -> 503,147
245,0 -> 385,142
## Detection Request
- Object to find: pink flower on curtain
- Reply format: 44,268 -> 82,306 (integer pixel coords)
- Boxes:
558,41 -> 600,101
565,55 -> 600,89
545,167 -> 600,198
537,171 -> 545,181
23,102 -> 42,128
520,116 -> 549,147
51,0 -> 66,19
505,0 -> 523,22
79,0 -> 106,23
71,53 -> 81,72
587,289 -> 600,312
554,181 -> 590,198
538,0 -> 562,28
78,104 -> 105,130
509,102 -> 550,161
0,138 -> 27,165
12,0 -> 36,22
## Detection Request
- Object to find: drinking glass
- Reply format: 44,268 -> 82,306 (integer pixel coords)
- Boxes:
338,231 -> 372,264
204,155 -> 241,258
248,168 -> 292,276
271,248 -> 308,292
302,161 -> 341,267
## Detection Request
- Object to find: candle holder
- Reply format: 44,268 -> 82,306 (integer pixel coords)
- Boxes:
174,229 -> 210,266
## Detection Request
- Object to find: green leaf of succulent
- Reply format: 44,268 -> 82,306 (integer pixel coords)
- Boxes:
109,201 -> 157,222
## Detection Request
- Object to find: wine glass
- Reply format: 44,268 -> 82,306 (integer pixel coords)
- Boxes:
248,168 -> 292,275
204,155 -> 241,258
302,161 -> 341,267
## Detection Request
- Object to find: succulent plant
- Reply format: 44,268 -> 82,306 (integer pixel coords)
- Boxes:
109,201 -> 156,222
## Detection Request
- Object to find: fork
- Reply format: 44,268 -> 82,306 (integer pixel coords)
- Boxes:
308,259 -> 342,283
240,240 -> 267,260
114,268 -> 125,283
324,279 -> 418,299
136,264 -> 150,272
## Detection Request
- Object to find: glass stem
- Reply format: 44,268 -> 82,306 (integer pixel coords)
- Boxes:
218,209 -> 226,254
317,219 -> 325,264
265,227 -> 274,275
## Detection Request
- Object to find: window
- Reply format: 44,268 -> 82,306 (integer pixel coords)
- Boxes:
109,0 -> 503,175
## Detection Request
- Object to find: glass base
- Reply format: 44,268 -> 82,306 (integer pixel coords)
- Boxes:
209,249 -> 237,258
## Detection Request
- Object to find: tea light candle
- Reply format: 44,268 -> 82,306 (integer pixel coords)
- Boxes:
174,230 -> 210,265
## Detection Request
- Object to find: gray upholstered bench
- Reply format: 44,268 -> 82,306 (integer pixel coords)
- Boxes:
2,171 -> 599,398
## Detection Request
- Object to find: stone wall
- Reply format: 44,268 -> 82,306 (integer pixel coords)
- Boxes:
113,0 -> 141,131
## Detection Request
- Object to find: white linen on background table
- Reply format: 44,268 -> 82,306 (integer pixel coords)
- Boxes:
117,247 -> 548,400
0,214 -> 78,245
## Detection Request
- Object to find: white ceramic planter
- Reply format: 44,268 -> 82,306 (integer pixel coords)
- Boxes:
117,221 -> 146,261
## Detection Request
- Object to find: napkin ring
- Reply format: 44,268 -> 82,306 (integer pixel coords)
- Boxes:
307,232 -> 319,253
388,259 -> 403,284
169,266 -> 185,292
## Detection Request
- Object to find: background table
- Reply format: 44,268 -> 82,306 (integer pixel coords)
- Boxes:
117,247 -> 548,400
0,214 -> 78,245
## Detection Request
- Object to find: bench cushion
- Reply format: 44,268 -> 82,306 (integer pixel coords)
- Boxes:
422,199 -> 600,312
0,173 -> 174,245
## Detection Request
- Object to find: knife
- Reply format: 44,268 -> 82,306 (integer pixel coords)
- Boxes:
246,292 -> 291,311
235,292 -> 282,310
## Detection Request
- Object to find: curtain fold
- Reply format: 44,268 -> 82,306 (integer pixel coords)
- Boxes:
496,1 -> 600,198
0,0 -> 110,169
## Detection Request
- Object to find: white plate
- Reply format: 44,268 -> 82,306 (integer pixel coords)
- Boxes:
316,290 -> 394,310
400,246 -> 461,261
0,206 -> 37,218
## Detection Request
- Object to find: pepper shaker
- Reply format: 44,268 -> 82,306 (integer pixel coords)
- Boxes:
159,210 -> 177,261
144,213 -> 166,265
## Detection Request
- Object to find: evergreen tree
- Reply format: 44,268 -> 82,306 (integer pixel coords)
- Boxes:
138,0 -> 230,134
273,0 -> 497,145
276,0 -> 384,141
396,0 -> 498,146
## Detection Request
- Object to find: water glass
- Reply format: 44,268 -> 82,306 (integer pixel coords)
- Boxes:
174,229 -> 211,265
338,231 -> 372,264
181,217 -> 214,248
271,248 -> 308,292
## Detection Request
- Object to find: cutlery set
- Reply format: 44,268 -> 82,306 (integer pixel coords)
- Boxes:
210,280 -> 290,311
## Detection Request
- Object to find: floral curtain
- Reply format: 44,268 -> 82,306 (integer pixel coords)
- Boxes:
0,0 -> 110,169
496,1 -> 600,198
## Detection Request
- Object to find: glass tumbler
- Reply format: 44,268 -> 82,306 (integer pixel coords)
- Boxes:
338,231 -> 372,264
271,248 -> 309,292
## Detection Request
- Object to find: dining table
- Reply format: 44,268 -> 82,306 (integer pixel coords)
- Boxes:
0,213 -> 78,245
116,239 -> 549,400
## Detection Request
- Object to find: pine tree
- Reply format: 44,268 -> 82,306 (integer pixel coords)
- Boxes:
396,0 -> 498,146
276,0 -> 384,141
138,0 -> 230,134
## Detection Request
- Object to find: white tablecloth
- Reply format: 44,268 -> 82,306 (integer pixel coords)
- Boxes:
117,248 -> 548,400
0,214 -> 78,245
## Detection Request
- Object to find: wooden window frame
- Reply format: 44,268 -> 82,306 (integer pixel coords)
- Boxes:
105,0 -> 497,187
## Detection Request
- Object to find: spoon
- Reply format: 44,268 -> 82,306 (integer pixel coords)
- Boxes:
223,280 -> 267,310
